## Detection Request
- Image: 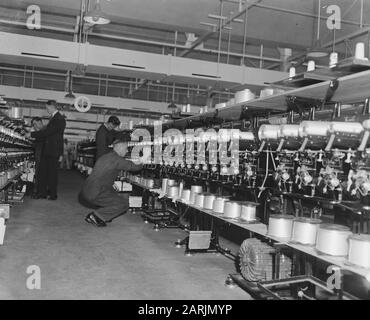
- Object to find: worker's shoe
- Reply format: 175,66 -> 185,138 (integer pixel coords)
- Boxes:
85,212 -> 107,227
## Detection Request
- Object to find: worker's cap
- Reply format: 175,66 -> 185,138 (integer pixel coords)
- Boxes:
108,116 -> 121,126
46,100 -> 57,106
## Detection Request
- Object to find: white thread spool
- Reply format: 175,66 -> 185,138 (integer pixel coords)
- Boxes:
289,66 -> 296,78
363,119 -> 370,130
316,224 -> 352,256
268,215 -> 294,239
235,89 -> 255,104
355,42 -> 366,60
168,186 -> 179,198
213,197 -> 228,214
299,121 -> 332,137
215,102 -> 227,109
161,179 -> 168,193
181,189 -> 191,203
240,202 -> 258,222
307,60 -> 315,72
203,194 -> 216,210
189,191 -> 200,204
178,182 -> 184,199
329,122 -> 364,135
224,202 -> 241,219
290,218 -> 322,246
191,186 -> 203,194
194,193 -> 206,208
166,179 -> 176,194
239,131 -> 255,141
146,179 -> 154,189
258,125 -> 280,141
348,234 -> 370,268
329,52 -> 338,68
278,125 -> 300,138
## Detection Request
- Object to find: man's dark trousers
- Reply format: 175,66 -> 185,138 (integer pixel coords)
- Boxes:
46,156 -> 59,198
34,154 -> 46,195
37,156 -> 58,198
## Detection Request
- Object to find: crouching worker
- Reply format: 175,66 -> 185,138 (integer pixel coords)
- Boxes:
79,140 -> 144,227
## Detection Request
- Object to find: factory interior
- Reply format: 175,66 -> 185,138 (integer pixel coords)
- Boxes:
1,0 -> 370,301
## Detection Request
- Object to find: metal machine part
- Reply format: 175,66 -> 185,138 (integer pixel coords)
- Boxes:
277,124 -> 301,151
239,238 -> 292,282
298,121 -> 331,151
326,122 -> 364,151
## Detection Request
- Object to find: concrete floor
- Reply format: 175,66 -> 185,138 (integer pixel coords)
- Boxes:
0,171 -> 251,300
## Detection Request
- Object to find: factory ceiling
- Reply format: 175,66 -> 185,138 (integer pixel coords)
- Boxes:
0,0 -> 368,110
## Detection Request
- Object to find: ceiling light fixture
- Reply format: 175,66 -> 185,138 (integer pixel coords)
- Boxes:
65,92 -> 76,99
84,0 -> 111,25
306,48 -> 328,59
306,39 -> 329,59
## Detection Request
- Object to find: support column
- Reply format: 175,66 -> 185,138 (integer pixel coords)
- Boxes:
278,48 -> 292,72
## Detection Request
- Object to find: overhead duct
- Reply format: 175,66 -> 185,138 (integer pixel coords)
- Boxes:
0,32 -> 287,90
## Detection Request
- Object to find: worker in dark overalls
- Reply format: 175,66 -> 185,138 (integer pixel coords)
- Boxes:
79,140 -> 145,227
31,117 -> 46,198
95,116 -> 121,160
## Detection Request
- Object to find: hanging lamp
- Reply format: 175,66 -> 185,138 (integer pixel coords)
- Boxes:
84,0 -> 110,25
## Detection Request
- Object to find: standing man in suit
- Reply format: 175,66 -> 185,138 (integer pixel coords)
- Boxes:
30,100 -> 66,200
30,117 -> 46,198
95,116 -> 120,160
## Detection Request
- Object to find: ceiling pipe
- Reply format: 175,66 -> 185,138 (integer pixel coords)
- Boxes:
89,31 -> 282,62
0,19 -> 74,34
178,0 -> 261,57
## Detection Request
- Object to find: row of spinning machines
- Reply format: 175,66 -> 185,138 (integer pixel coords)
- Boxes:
124,100 -> 370,299
135,100 -> 370,232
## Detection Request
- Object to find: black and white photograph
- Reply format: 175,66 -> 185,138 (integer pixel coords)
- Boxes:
0,0 -> 369,305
